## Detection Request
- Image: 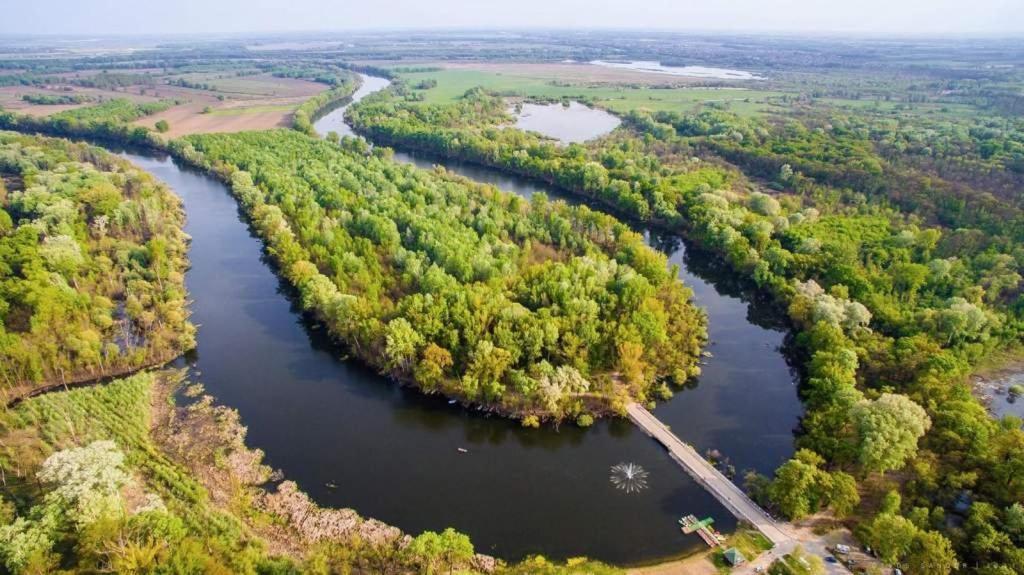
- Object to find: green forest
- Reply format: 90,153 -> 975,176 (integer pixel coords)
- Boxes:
0,100 -> 174,148
0,133 -> 193,398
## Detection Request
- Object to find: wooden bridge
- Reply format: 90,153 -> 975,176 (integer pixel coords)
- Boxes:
626,403 -> 792,547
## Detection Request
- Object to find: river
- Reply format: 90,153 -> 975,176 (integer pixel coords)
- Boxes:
104,74 -> 801,566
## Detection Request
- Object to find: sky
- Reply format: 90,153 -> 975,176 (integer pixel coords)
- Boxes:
2,0 -> 1022,36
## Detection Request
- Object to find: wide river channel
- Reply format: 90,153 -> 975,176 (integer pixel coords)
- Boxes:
113,74 -> 801,565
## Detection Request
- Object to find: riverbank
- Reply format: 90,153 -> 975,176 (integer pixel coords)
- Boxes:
149,369 -> 500,570
627,552 -> 718,575
4,351 -> 181,409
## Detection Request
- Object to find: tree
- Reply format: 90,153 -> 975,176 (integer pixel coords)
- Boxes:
408,528 -> 473,575
1003,503 -> 1024,543
384,318 -> 422,372
37,440 -> 129,527
905,530 -> 958,575
825,471 -> 860,518
616,341 -> 646,392
408,530 -> 444,574
154,119 -> 169,133
0,210 -> 12,237
863,513 -> 917,566
936,297 -> 991,345
749,192 -> 781,216
767,450 -> 826,520
39,235 -> 84,279
0,442 -> 132,574
437,528 -> 474,574
463,341 -> 512,401
851,394 -> 931,473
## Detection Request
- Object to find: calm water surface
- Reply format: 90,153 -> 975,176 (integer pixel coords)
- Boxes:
109,73 -> 800,565
590,60 -> 763,80
512,101 -> 620,143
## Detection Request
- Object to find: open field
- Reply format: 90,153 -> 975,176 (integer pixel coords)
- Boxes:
393,65 -> 784,116
0,70 -> 328,136
136,74 -> 325,136
0,85 -> 157,115
132,101 -> 297,137
167,71 -> 324,97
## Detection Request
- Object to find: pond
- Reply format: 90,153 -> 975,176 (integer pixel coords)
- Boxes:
511,101 -> 621,143
591,60 -> 763,80
974,369 -> 1024,420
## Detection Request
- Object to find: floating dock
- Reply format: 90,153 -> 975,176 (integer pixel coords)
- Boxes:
679,514 -> 725,548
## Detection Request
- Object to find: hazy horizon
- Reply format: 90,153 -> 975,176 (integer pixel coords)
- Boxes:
3,0 -> 1023,37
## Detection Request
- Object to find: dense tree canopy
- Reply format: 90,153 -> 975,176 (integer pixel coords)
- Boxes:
0,133 -> 193,395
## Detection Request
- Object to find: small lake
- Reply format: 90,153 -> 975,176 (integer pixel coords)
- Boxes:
512,101 -> 621,143
591,60 -> 763,80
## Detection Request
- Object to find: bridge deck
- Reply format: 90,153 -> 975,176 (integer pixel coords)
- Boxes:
626,403 -> 792,546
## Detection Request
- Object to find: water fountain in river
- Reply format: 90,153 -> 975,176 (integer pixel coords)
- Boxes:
610,463 -> 649,494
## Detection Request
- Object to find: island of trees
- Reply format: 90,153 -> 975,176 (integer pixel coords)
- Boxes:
173,129 -> 707,423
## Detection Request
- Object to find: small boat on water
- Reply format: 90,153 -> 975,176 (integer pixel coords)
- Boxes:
457,448 -> 469,453
448,399 -> 457,405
